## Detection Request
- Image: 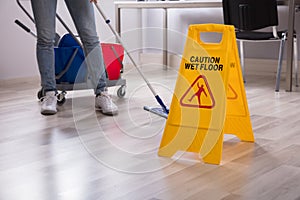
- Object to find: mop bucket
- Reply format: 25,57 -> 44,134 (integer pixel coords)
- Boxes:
101,43 -> 124,81
55,34 -> 87,84
53,34 -> 126,98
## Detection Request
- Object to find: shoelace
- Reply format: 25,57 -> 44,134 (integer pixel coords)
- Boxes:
100,92 -> 110,99
99,93 -> 116,108
40,95 -> 57,106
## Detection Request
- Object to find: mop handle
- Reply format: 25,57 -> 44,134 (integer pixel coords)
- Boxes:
14,19 -> 37,38
16,0 -> 35,23
93,2 -> 158,97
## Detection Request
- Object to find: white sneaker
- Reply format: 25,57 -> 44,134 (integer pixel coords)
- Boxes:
40,91 -> 57,115
95,91 -> 118,115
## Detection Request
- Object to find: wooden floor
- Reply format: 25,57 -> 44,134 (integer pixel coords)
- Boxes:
1,64 -> 300,200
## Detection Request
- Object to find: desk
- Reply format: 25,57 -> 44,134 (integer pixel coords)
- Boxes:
115,0 -> 299,90
286,0 -> 299,91
115,1 -> 223,69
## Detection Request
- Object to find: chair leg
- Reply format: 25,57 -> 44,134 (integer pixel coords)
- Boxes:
239,40 -> 245,82
294,37 -> 298,87
275,38 -> 286,92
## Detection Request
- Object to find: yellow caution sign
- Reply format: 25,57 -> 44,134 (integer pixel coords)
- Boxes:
158,24 -> 254,165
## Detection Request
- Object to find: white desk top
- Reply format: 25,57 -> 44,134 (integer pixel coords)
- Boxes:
114,1 -> 222,8
114,0 -> 299,8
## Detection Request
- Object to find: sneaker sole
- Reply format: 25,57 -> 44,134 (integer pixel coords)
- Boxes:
95,106 -> 118,116
41,109 -> 57,115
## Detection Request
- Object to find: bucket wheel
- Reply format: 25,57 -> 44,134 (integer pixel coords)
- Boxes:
37,89 -> 44,100
57,91 -> 66,105
117,85 -> 126,98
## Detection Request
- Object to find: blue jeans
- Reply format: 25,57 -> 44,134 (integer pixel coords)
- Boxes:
31,0 -> 106,95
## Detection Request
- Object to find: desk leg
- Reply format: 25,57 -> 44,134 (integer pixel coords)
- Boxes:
162,8 -> 168,70
115,6 -> 121,41
286,0 -> 295,91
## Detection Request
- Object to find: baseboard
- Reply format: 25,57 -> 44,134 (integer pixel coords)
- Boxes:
244,58 -> 281,77
0,76 -> 40,86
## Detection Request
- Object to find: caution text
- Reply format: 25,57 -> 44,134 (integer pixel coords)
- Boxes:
185,56 -> 223,71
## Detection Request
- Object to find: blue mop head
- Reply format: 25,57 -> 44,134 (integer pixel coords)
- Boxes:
143,106 -> 168,119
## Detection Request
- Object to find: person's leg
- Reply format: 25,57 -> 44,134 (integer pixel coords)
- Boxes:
31,0 -> 57,92
65,0 -> 117,115
31,0 -> 58,115
64,0 -> 106,95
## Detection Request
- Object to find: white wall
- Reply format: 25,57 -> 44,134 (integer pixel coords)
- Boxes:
1,0 -> 299,80
0,0 -> 37,80
0,0 -> 140,80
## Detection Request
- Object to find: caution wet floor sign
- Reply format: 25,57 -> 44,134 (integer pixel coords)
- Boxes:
158,24 -> 254,165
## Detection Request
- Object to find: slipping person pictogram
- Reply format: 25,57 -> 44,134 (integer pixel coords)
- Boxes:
188,83 -> 207,106
180,75 -> 215,109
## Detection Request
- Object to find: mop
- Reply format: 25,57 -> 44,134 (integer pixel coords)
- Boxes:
94,2 -> 169,119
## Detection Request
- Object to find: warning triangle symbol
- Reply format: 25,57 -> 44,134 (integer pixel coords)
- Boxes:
227,84 -> 238,100
180,75 -> 215,109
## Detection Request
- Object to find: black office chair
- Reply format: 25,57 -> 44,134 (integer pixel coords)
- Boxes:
222,0 -> 298,91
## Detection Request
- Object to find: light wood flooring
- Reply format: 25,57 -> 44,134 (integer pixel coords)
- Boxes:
1,64 -> 300,200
